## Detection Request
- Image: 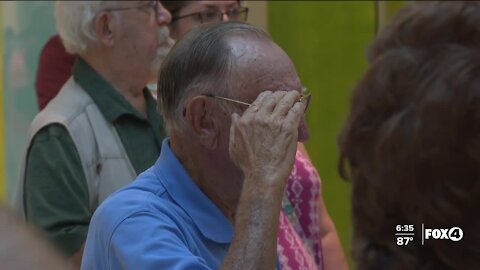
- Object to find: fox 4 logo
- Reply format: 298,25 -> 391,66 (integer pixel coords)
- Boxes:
425,227 -> 463,242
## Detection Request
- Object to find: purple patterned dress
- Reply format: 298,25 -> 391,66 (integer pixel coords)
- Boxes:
277,149 -> 325,270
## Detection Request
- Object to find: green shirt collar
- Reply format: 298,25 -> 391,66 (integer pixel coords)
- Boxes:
72,57 -> 157,123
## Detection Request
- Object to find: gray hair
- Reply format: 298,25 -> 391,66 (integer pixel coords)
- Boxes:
55,1 -> 114,55
157,21 -> 271,132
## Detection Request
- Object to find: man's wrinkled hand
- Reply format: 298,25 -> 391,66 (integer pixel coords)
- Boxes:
229,90 -> 306,188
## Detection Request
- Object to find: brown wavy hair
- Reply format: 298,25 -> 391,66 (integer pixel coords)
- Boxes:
339,2 -> 480,269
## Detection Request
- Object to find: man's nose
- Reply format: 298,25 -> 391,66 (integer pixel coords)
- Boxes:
156,2 -> 172,25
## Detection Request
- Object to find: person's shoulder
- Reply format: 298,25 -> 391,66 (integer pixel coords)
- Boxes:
32,123 -> 69,142
91,168 -> 170,228
32,78 -> 91,118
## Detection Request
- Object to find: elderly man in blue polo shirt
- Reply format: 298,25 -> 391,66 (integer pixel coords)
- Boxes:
82,22 -> 309,269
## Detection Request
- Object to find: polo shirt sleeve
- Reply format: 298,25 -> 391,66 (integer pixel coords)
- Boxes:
24,124 -> 90,256
108,211 -> 212,270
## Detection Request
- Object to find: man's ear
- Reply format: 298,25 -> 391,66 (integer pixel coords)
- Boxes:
95,11 -> 115,47
184,96 -> 219,149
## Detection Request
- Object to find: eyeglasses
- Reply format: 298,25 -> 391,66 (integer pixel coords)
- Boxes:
104,0 -> 160,18
172,7 -> 249,24
182,89 -> 310,117
203,87 -> 311,113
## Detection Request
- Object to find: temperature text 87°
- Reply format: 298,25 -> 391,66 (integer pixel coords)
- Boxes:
397,236 -> 413,245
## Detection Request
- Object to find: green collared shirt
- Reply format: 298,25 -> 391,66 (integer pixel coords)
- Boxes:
24,58 -> 165,256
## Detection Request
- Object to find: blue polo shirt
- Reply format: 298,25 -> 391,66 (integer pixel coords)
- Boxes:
82,139 -> 281,269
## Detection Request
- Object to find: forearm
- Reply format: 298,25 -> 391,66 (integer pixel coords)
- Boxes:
322,226 -> 349,270
223,90 -> 304,269
221,177 -> 283,270
317,192 -> 348,270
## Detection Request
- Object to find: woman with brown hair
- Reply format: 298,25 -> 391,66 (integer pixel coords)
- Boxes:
340,1 -> 480,269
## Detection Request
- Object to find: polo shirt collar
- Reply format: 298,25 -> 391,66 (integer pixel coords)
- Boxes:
72,57 -> 155,122
154,139 -> 233,244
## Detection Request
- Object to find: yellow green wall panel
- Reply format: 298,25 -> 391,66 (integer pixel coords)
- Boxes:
377,1 -> 406,32
268,1 -> 376,266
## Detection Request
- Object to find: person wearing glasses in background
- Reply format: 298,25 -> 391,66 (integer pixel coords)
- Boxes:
81,21 -> 346,270
163,1 -> 249,40
13,1 -> 172,268
161,1 -> 348,269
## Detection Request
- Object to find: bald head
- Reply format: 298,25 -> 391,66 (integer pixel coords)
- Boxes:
157,22 -> 272,129
225,34 -> 308,141
227,35 -> 300,101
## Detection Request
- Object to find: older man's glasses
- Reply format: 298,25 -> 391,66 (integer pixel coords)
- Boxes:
172,7 -> 249,23
104,0 -> 159,17
203,88 -> 312,113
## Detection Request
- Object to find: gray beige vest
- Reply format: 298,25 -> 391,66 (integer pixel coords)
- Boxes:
13,78 -> 137,219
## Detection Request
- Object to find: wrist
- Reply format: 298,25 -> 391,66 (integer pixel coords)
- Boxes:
242,172 -> 287,198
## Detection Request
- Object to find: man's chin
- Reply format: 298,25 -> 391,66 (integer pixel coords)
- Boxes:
150,49 -> 169,73
156,46 -> 171,62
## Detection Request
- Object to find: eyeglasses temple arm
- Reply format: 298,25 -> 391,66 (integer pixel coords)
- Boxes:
203,94 -> 252,107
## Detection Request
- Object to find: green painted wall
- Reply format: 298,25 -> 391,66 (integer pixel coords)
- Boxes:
268,1 -> 376,266
0,2 -> 5,201
2,1 -> 56,201
385,1 -> 406,21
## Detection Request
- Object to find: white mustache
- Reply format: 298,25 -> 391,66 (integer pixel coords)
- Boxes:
157,26 -> 175,59
158,26 -> 174,47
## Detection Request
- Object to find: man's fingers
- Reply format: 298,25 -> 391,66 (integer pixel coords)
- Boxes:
272,91 -> 300,118
244,90 -> 272,115
283,101 -> 305,129
257,91 -> 287,115
243,91 -> 304,131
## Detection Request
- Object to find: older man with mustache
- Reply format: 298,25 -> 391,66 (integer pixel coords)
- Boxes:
13,1 -> 172,268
